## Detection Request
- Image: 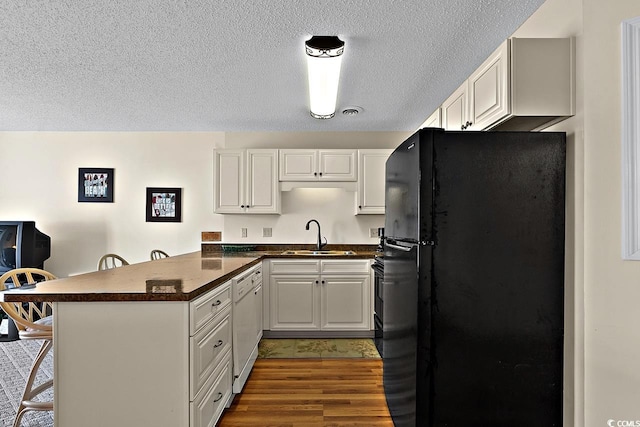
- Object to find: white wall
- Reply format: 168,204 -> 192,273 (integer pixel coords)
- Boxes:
0,131 -> 409,277
582,1 -> 640,426
0,132 -> 225,276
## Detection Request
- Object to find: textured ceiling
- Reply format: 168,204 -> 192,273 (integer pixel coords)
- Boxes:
0,0 -> 545,132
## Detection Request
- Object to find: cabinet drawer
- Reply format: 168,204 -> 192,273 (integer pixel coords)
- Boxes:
191,352 -> 232,427
270,259 -> 320,274
190,307 -> 232,399
190,281 -> 232,334
321,259 -> 371,274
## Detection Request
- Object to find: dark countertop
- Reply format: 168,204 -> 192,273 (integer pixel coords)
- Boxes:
0,245 -> 377,303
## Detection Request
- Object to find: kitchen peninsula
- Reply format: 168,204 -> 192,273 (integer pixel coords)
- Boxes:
0,248 -> 376,427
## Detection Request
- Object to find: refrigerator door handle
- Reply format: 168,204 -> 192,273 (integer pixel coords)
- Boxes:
385,241 -> 414,252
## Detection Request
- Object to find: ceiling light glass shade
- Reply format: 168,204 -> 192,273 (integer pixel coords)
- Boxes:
305,36 -> 344,119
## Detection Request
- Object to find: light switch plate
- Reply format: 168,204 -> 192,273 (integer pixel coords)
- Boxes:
263,227 -> 272,237
241,228 -> 247,238
370,228 -> 378,238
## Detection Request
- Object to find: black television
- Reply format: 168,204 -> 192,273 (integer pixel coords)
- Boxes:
0,221 -> 51,275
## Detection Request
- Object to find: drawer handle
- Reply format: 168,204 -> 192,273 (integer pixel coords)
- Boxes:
212,300 -> 222,307
213,392 -> 224,402
214,340 -> 224,348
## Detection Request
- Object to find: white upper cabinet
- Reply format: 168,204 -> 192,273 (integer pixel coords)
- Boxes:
440,37 -> 574,132
356,149 -> 393,215
214,149 -> 279,214
441,82 -> 469,131
467,40 -> 510,131
279,149 -> 357,181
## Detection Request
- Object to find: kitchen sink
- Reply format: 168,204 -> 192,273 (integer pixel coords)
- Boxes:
281,250 -> 357,256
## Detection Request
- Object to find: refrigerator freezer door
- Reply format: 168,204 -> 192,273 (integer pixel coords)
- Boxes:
384,130 -> 434,243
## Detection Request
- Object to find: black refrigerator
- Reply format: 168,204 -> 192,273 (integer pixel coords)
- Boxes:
383,128 -> 565,427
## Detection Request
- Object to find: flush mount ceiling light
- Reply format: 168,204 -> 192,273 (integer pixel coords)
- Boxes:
305,36 -> 344,119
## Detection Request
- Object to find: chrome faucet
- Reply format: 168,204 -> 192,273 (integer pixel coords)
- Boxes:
305,219 -> 327,251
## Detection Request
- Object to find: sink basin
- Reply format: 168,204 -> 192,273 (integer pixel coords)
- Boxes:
281,250 -> 357,256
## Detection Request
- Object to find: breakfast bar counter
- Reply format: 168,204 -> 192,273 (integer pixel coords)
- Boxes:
0,251 -> 261,303
0,248 -> 376,427
0,251 -> 267,427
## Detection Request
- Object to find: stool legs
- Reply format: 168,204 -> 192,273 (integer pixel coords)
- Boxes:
13,339 -> 53,427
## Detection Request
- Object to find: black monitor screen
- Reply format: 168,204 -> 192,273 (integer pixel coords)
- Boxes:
0,225 -> 17,271
0,221 -> 51,275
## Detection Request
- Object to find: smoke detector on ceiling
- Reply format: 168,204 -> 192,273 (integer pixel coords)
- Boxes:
342,106 -> 363,116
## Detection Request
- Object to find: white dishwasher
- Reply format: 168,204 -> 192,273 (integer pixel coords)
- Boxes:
232,263 -> 263,393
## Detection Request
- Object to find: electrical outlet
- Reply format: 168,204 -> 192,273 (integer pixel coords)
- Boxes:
370,228 -> 378,238
241,228 -> 247,238
263,227 -> 272,237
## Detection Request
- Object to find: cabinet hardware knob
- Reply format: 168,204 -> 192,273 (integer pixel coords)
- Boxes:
212,300 -> 222,307
315,280 -> 319,284
314,172 -> 318,176
319,172 -> 323,176
358,205 -> 362,209
240,205 -> 245,208
213,392 -> 224,402
214,340 -> 224,348
321,280 -> 325,284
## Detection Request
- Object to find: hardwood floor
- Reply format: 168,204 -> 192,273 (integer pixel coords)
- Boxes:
218,359 -> 394,427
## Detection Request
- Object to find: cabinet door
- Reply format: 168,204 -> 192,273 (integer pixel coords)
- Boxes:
321,275 -> 370,330
213,150 -> 245,213
318,150 -> 357,181
357,149 -> 392,214
468,40 -> 510,131
279,150 -> 318,181
246,149 -> 280,214
420,108 -> 442,129
269,275 -> 320,330
441,82 -> 468,131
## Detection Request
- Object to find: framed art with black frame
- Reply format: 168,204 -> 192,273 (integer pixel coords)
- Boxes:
146,187 -> 182,222
78,168 -> 114,202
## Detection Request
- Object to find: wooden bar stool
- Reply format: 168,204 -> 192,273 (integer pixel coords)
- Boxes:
0,268 -> 57,427
97,253 -> 129,270
150,249 -> 169,260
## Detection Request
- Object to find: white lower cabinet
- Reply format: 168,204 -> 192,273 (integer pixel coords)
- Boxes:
269,259 -> 371,331
189,281 -> 233,427
190,352 -> 232,427
270,275 -> 320,330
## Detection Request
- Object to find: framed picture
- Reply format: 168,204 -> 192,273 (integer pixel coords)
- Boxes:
146,187 -> 182,222
78,168 -> 114,202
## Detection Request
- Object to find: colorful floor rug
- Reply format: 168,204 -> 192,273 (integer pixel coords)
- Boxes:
258,338 -> 380,359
